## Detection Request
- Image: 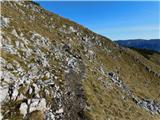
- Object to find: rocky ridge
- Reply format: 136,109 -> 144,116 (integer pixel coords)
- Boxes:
1,1 -> 160,120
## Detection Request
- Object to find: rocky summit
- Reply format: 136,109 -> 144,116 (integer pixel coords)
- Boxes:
0,1 -> 160,120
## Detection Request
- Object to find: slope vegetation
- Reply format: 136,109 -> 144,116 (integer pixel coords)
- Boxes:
1,1 -> 160,120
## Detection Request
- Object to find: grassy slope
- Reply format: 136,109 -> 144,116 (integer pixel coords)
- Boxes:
82,40 -> 160,119
1,2 -> 160,120
129,47 -> 160,66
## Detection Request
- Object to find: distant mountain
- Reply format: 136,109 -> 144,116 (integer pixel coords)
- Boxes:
116,39 -> 160,52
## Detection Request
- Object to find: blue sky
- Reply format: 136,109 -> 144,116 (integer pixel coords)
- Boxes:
36,1 -> 160,40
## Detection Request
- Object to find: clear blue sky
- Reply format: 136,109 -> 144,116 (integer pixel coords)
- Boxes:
36,1 -> 160,40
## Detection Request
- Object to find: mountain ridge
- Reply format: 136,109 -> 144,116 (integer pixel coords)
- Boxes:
115,39 -> 160,52
1,1 -> 160,120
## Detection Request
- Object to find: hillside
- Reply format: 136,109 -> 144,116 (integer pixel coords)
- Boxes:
116,39 -> 160,52
129,48 -> 160,66
1,1 -> 160,120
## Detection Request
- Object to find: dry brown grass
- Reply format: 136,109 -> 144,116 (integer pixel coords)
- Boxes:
1,1 -> 160,120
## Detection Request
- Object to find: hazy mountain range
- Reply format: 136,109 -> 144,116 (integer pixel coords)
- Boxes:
116,39 -> 160,52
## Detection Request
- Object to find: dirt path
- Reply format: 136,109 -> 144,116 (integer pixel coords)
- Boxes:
63,60 -> 87,120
